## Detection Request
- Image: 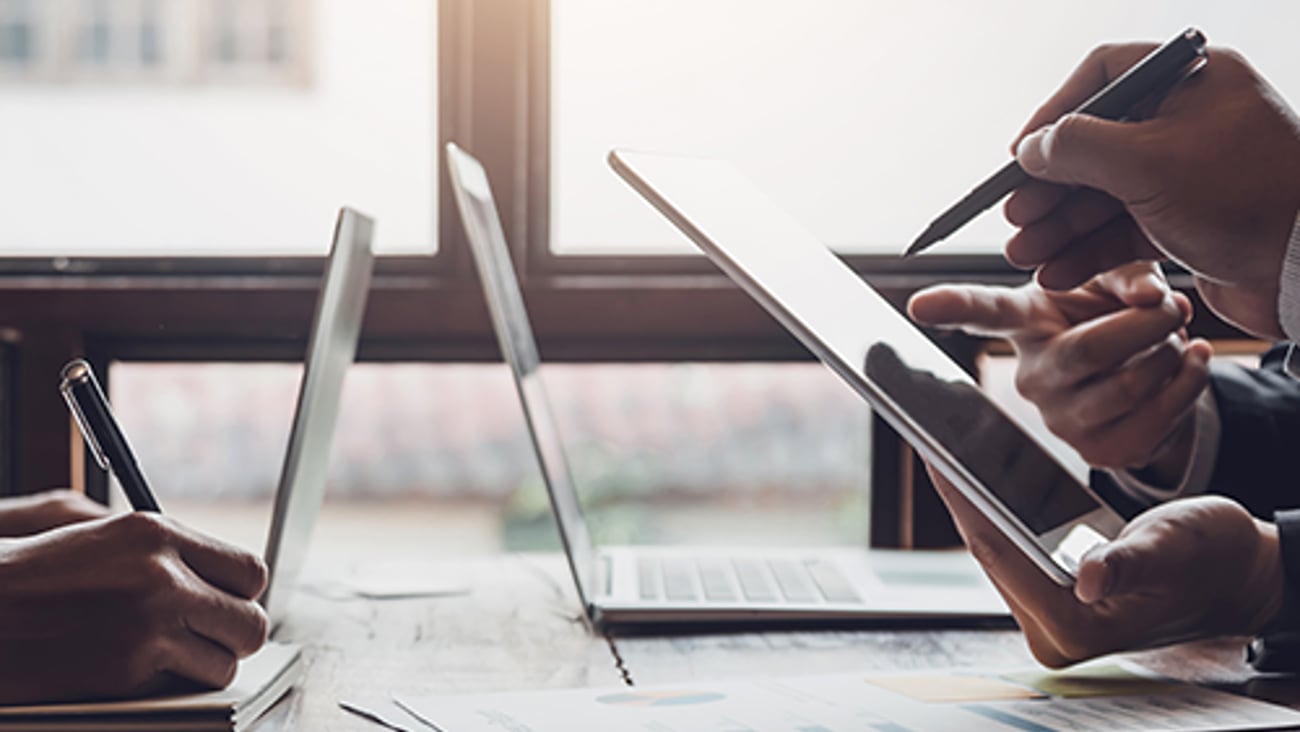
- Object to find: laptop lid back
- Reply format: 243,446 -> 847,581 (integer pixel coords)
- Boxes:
445,143 -> 598,610
262,208 -> 375,626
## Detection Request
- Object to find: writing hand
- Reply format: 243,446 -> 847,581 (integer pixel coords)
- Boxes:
0,512 -> 269,703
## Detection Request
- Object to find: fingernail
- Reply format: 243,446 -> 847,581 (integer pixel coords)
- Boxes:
1075,547 -> 1114,603
1017,127 -> 1051,176
1191,339 -> 1213,363
1142,272 -> 1169,294
1098,557 -> 1116,598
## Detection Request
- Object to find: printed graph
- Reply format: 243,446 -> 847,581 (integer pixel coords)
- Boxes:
595,690 -> 727,707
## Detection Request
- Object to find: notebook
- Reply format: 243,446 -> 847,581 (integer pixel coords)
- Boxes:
0,643 -> 302,731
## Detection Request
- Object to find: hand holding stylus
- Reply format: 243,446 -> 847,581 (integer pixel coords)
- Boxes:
907,29 -> 1207,256
1004,44 -> 1300,340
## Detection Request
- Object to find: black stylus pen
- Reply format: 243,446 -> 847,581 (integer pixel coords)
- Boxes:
904,28 -> 1208,257
59,359 -> 162,512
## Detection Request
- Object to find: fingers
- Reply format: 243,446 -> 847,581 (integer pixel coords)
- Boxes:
1006,193 -> 1149,278
907,284 -> 1055,341
157,633 -> 240,690
1011,43 -> 1158,150
1073,507 -> 1180,606
1058,335 -> 1184,428
181,580 -> 269,660
925,470 -> 1076,670
1033,215 -> 1163,292
1004,180 -> 1069,228
112,513 -> 267,600
986,578 -> 1076,669
1072,543 -> 1113,605
1016,114 -> 1155,199
1025,295 -> 1186,391
150,552 -> 269,689
1005,188 -> 1126,269
1089,262 -> 1170,309
923,465 -> 1076,620
1185,336 -> 1214,362
1073,345 -> 1210,469
168,524 -> 269,601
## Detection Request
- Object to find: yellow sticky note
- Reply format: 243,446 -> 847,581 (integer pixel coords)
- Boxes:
1003,664 -> 1183,699
865,673 -> 1045,703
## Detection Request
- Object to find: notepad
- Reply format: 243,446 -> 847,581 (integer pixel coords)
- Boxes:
0,642 -> 302,731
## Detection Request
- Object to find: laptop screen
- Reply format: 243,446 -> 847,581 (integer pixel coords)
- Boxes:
262,208 -> 374,627
446,144 -> 598,608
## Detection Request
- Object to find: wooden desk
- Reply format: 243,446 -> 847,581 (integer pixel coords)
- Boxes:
251,554 -> 1300,730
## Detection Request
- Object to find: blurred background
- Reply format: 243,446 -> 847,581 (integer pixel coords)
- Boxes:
0,1 -> 1289,563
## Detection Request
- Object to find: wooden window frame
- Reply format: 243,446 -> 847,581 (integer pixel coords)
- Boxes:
0,0 -> 1249,547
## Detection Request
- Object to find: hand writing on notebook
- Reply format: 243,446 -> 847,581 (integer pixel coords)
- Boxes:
926,465 -> 1282,667
0,511 -> 269,704
1003,43 -> 1300,339
909,262 -> 1210,488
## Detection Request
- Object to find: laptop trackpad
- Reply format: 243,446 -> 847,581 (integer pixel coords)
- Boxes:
867,551 -> 989,589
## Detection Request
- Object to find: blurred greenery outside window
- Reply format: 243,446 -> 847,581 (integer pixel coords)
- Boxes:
111,362 -> 874,552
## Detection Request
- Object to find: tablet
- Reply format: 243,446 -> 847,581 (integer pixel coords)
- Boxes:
608,149 -> 1125,586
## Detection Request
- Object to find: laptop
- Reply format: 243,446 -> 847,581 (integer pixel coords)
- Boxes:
607,150 -> 1126,589
445,142 -> 1008,627
260,207 -> 375,628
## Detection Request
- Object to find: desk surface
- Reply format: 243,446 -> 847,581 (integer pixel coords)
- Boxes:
252,553 -> 1300,731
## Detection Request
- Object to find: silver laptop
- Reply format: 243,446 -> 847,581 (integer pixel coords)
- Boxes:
446,143 -> 1007,627
261,208 -> 375,628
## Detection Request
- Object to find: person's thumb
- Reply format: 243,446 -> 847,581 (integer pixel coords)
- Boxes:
1073,529 -> 1165,604
1017,114 -> 1154,203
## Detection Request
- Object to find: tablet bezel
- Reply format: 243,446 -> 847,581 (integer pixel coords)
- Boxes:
608,149 -> 1125,587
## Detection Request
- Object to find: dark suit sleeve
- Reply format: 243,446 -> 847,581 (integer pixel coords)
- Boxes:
1088,344 -> 1300,521
1207,344 -> 1300,518
1248,508 -> 1300,671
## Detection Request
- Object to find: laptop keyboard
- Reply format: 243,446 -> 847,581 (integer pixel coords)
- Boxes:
636,557 -> 863,605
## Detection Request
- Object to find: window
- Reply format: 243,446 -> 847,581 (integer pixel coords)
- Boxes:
0,0 -> 306,82
0,1 -> 1288,548
0,0 -> 36,67
71,0 -> 167,71
206,0 -> 302,82
549,0 -> 1300,257
0,0 -> 435,255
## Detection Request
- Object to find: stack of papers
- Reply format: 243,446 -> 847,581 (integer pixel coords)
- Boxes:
0,642 -> 302,731
390,662 -> 1300,732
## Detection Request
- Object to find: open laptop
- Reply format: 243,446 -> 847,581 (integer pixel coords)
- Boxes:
260,207 -> 375,628
446,142 -> 1008,627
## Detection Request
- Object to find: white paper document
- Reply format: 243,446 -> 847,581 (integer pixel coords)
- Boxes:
394,662 -> 1300,732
